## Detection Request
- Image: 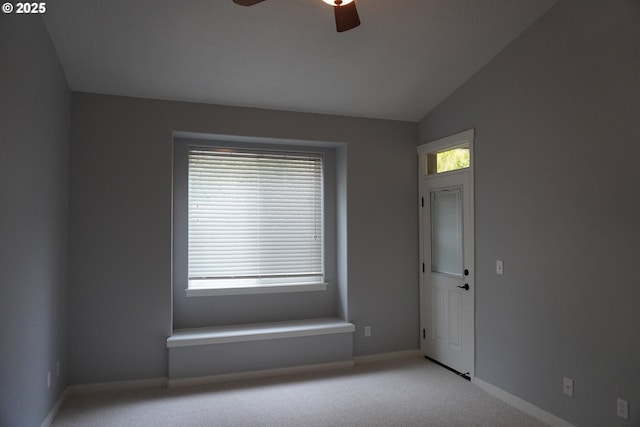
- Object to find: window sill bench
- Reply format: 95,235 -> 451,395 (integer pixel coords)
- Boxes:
167,317 -> 355,348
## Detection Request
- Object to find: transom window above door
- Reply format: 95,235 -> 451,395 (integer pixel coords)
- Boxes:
425,145 -> 470,175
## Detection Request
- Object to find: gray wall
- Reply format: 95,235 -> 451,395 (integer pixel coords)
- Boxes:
419,1 -> 640,426
68,93 -> 419,384
0,15 -> 70,427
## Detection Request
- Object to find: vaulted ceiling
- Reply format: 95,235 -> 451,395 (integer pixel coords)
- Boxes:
44,0 -> 558,122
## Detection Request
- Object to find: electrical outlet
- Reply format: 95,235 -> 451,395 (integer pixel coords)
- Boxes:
563,377 -> 573,397
496,260 -> 504,275
47,371 -> 51,389
364,325 -> 371,337
617,398 -> 629,420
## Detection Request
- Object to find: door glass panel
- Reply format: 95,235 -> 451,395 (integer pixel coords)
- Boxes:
430,188 -> 462,276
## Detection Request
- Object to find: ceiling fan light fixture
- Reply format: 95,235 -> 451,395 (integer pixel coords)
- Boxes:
322,0 -> 355,6
233,0 -> 360,32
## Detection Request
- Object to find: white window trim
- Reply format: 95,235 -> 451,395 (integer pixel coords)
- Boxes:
186,281 -> 328,297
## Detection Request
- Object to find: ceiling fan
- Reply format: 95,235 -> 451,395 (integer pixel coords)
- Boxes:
233,0 -> 361,33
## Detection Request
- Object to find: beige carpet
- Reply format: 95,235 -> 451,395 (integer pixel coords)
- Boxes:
52,357 -> 548,427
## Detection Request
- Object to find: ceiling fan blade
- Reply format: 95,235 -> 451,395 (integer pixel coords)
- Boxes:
233,0 -> 266,6
334,1 -> 360,32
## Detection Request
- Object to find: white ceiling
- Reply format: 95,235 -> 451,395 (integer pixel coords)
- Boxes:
43,0 -> 557,122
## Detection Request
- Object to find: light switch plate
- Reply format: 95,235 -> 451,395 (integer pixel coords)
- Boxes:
496,260 -> 504,275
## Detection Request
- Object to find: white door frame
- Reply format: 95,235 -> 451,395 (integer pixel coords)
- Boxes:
418,129 -> 475,379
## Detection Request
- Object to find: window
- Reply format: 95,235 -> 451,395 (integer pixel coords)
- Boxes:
426,145 -> 470,175
430,188 -> 463,276
187,146 -> 325,293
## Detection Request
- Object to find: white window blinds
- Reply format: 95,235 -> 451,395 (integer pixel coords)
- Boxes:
188,147 -> 324,288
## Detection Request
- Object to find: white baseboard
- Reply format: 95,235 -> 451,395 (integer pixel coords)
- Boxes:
168,360 -> 355,388
68,377 -> 168,394
353,349 -> 422,365
40,389 -> 69,427
473,377 -> 574,427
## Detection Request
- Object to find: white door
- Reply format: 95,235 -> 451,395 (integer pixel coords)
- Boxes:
418,130 -> 474,378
